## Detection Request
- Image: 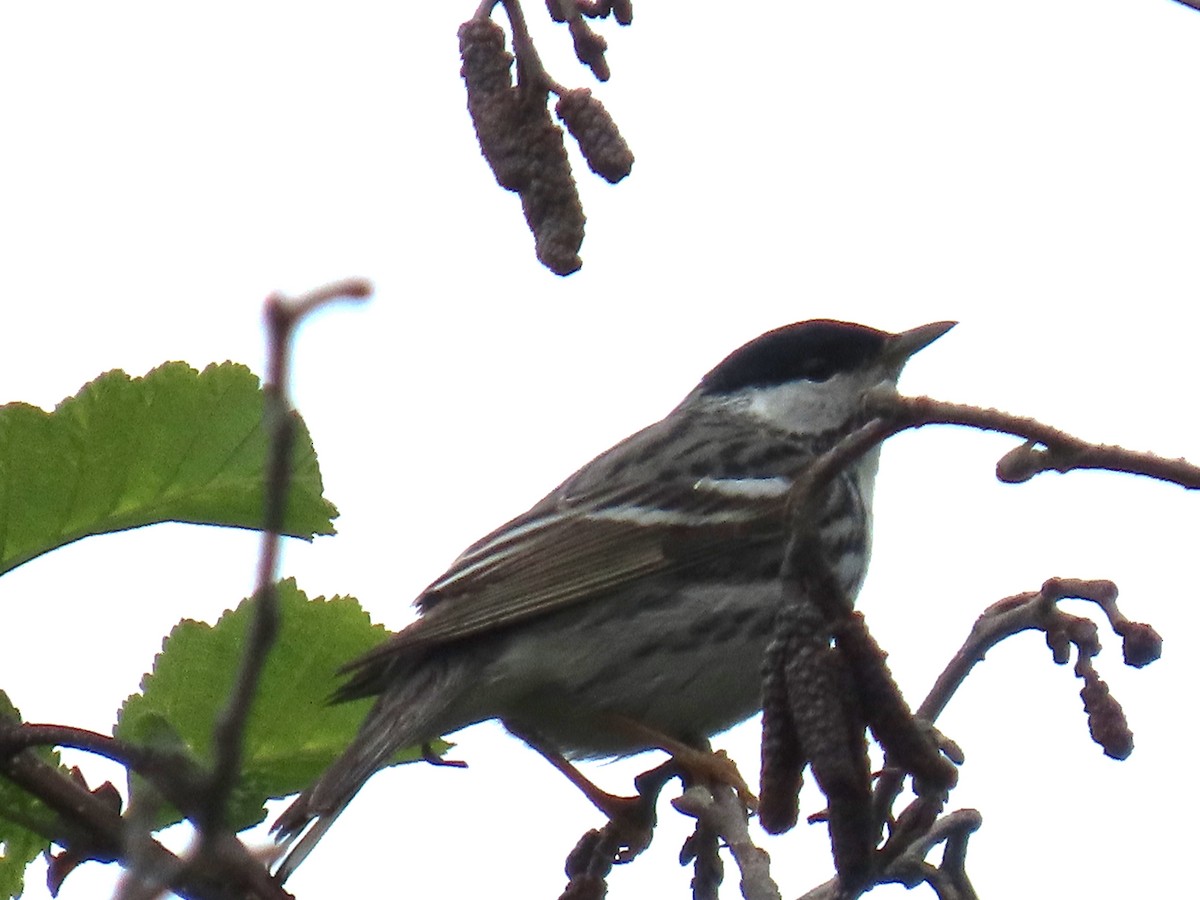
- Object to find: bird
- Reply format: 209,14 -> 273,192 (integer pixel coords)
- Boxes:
272,318 -> 955,879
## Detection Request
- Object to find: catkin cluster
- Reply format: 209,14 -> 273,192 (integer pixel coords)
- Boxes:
458,15 -> 634,275
459,19 -> 584,274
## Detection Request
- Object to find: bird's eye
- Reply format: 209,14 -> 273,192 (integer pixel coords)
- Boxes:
802,358 -> 839,382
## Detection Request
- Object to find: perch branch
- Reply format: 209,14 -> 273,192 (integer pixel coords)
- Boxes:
673,784 -> 781,900
866,392 -> 1200,489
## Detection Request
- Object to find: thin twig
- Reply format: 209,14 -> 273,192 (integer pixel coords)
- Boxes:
914,578 -> 1121,724
868,392 -> 1200,489
795,809 -> 982,900
673,784 -> 781,900
499,0 -> 568,92
0,722 -> 208,814
1,722 -> 164,769
867,577 -> 1150,884
795,391 -> 1200,509
201,278 -> 370,838
0,282 -> 373,900
0,747 -> 279,900
883,809 -> 982,900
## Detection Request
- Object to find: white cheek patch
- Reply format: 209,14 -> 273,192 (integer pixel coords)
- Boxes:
740,370 -> 894,433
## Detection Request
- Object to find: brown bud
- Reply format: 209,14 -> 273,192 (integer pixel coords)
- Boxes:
545,0 -> 569,22
995,439 -> 1042,483
459,19 -> 527,190
1117,620 -> 1162,668
568,17 -> 611,81
1065,614 -> 1101,659
1044,620 -> 1072,665
578,0 -> 630,20
1078,662 -> 1134,760
556,88 -> 634,183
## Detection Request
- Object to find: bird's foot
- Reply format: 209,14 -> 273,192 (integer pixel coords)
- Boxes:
505,723 -> 660,861
605,716 -> 759,812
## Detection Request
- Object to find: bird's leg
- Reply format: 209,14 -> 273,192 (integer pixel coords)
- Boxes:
505,721 -> 695,868
506,717 -> 756,821
602,715 -> 759,811
504,722 -> 650,823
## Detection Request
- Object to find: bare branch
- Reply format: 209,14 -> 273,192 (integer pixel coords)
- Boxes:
201,278 -> 370,839
912,578 -> 1143,726
861,576 -> 1157,896
0,722 -> 208,815
866,392 -> 1200,489
797,810 -> 982,900
883,809 -> 982,900
0,745 -> 285,900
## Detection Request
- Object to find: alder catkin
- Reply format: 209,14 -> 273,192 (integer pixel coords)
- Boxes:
758,603 -> 807,835
790,646 -> 873,889
556,88 -> 634,183
838,612 -> 959,791
458,18 -> 527,191
514,96 -> 586,275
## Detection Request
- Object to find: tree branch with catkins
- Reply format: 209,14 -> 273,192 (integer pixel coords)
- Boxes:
556,391 -> 1186,899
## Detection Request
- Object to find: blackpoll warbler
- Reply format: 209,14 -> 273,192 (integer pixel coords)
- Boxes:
274,318 -> 954,877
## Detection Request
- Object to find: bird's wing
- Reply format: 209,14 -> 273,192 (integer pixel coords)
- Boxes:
337,475 -> 791,692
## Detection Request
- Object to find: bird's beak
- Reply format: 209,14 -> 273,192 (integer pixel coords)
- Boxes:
885,320 -> 956,366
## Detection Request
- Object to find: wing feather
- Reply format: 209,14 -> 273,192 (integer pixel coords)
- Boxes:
339,477 -> 789,687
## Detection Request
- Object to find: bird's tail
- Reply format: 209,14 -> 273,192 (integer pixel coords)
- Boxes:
272,656 -> 472,882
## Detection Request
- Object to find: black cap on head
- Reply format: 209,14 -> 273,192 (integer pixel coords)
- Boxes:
698,320 -> 890,395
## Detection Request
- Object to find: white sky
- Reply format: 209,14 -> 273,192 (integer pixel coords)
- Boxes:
1,1 -> 1198,898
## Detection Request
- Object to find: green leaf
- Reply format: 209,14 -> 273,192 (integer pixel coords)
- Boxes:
0,692 -> 59,900
116,580 -> 429,832
0,362 -> 337,576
